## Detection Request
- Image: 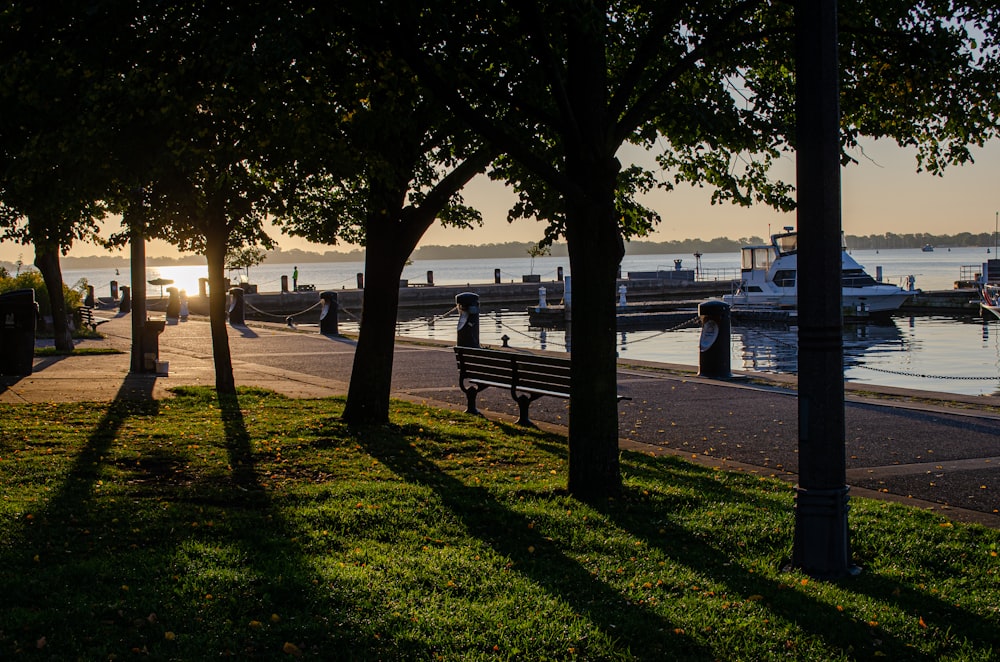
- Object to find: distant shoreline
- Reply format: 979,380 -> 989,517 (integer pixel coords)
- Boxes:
3,232 -> 996,271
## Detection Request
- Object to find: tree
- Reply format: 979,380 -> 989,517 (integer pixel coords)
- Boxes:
273,12 -> 495,424
381,0 -> 999,499
96,1 -> 300,394
0,1 -> 117,350
226,245 -> 268,281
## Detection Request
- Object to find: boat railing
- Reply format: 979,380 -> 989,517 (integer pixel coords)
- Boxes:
695,267 -> 741,282
958,265 -> 983,285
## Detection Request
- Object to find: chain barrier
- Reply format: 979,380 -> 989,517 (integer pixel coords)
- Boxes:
330,303 -> 458,330
391,306 -> 460,334
425,305 -> 459,325
245,299 -> 322,321
336,302 -> 362,323
615,315 -> 702,345
855,364 -> 999,381
495,317 -> 541,342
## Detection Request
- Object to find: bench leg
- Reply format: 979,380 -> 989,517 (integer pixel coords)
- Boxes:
464,386 -> 482,416
515,395 -> 535,427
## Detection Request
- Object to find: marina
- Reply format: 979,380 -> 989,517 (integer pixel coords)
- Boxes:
62,246 -> 1000,398
721,229 -> 912,317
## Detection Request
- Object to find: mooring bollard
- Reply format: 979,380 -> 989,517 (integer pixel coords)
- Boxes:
228,287 -> 245,325
697,300 -> 731,378
538,286 -> 547,309
618,284 -> 627,307
494,268 -> 501,284
165,287 -> 181,320
456,292 -> 480,348
179,290 -> 189,321
557,266 -> 564,281
84,285 -> 95,307
319,291 -> 339,335
198,277 -> 208,298
281,274 -> 289,293
427,270 -> 434,286
110,280 -> 119,301
119,286 -> 131,313
356,272 -> 364,289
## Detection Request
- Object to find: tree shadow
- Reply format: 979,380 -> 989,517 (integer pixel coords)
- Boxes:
606,450 -> 991,660
0,386 -> 370,658
218,392 -> 263,491
350,420 -> 717,660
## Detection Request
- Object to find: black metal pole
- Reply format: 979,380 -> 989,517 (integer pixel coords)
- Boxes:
792,0 -> 859,578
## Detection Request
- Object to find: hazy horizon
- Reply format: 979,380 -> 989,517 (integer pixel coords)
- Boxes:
2,138 -> 998,264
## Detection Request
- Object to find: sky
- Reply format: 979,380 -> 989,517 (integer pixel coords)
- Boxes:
1,138 -> 998,263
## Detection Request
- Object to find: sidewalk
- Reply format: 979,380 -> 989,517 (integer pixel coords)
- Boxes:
4,311 -> 999,528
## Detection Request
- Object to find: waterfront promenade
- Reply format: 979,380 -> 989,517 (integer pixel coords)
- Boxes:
3,312 -> 999,529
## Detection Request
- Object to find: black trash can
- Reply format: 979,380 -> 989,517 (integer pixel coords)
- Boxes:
141,320 -> 165,372
697,300 -> 731,379
0,289 -> 39,376
228,287 -> 245,325
456,292 -> 480,348
319,291 -> 339,335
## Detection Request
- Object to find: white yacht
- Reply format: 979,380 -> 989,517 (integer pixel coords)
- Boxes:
981,284 -> 1000,321
722,229 -> 912,315
977,259 -> 1000,321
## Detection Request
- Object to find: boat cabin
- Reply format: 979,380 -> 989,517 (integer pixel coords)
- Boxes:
737,230 -> 876,292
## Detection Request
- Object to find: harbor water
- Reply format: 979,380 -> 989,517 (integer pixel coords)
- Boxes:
62,246 -> 1000,397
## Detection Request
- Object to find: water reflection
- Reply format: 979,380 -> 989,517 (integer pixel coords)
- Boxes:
736,320 -> 904,373
348,306 -> 999,396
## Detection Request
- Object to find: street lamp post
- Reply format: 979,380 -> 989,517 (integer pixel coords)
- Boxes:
791,0 -> 860,579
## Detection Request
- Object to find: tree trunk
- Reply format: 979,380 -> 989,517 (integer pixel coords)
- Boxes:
205,215 -> 236,395
563,159 -> 624,501
560,9 -> 623,501
32,235 -> 73,352
342,211 -> 419,425
341,149 -> 494,425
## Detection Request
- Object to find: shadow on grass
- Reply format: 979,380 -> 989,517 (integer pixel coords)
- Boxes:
0,387 -> 373,658
351,419 -> 717,660
612,451 -> 993,660
0,378 -> 161,655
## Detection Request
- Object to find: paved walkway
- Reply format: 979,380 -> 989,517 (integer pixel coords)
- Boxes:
3,312 -> 999,528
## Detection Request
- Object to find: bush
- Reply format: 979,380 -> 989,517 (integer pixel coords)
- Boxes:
0,268 -> 82,318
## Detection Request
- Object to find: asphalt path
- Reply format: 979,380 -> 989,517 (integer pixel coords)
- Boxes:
9,314 -> 1000,526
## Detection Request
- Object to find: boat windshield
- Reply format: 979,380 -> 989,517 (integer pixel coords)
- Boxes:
741,246 -> 776,271
774,233 -> 797,255
842,269 -> 877,288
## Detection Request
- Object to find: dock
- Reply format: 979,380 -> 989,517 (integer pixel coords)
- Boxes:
133,277 -> 737,324
898,288 -> 981,314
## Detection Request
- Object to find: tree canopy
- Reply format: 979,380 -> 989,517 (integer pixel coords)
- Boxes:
370,0 -> 1000,498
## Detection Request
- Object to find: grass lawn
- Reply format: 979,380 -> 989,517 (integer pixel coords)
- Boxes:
1,388 -> 998,660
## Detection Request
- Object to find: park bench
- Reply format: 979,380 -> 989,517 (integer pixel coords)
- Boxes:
76,306 -> 110,332
454,345 -> 629,426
